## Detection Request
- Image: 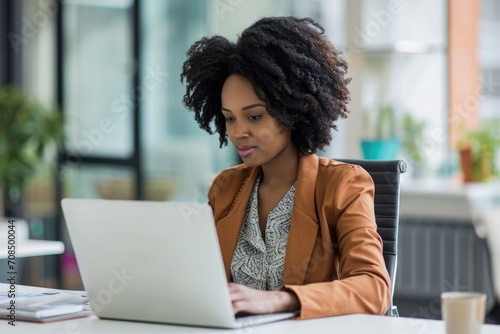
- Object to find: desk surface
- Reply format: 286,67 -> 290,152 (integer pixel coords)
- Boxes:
1,284 -> 499,334
0,239 -> 65,259
2,311 -> 500,334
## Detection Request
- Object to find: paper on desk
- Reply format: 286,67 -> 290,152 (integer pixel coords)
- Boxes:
0,292 -> 45,304
0,292 -> 89,319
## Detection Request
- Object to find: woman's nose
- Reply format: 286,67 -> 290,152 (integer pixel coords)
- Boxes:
232,120 -> 249,138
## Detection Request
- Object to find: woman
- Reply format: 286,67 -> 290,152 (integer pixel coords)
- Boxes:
181,16 -> 391,320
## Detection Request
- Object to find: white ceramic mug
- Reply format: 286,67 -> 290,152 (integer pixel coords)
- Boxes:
441,291 -> 487,334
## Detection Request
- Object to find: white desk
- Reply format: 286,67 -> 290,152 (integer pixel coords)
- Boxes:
1,284 -> 499,334
8,314 -> 500,334
0,218 -> 65,259
400,177 -> 500,220
0,239 -> 64,259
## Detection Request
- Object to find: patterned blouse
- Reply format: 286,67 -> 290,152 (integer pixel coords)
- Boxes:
230,174 -> 296,291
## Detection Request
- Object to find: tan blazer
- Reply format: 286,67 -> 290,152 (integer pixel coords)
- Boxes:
207,154 -> 391,319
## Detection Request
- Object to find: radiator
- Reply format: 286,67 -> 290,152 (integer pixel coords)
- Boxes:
395,217 -> 496,311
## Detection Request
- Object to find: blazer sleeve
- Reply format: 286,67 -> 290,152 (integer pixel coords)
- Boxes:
283,165 -> 391,319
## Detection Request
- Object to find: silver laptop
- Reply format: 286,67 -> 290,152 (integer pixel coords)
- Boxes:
61,198 -> 297,328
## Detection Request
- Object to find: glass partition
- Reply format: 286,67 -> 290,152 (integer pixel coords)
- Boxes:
63,0 -> 135,158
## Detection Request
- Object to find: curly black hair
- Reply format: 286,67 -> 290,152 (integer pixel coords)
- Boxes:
180,16 -> 350,155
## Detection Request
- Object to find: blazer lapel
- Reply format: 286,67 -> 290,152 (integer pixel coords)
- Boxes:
216,166 -> 261,281
283,154 -> 320,285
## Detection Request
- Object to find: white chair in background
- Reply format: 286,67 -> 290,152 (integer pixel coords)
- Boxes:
473,208 -> 500,304
466,186 -> 500,311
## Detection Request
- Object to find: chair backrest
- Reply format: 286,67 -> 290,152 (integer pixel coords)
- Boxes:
335,159 -> 407,313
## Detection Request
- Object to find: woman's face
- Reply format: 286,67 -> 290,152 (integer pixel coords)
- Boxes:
221,74 -> 295,168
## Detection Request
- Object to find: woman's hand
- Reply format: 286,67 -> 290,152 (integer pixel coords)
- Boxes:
229,283 -> 300,315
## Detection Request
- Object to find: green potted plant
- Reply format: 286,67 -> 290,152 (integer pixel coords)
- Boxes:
400,113 -> 427,176
361,104 -> 400,160
458,121 -> 500,182
0,85 -> 64,217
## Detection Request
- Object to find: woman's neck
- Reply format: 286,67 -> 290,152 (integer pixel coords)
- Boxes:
259,145 -> 299,187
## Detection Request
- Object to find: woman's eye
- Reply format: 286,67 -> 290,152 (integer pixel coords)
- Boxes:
224,117 -> 234,123
249,115 -> 262,121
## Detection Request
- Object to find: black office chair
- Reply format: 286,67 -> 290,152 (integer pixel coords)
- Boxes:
336,159 -> 407,317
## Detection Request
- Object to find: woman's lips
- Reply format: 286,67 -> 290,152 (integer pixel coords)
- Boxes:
236,146 -> 257,157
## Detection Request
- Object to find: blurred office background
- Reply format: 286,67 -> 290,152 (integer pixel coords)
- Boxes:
1,0 -> 499,322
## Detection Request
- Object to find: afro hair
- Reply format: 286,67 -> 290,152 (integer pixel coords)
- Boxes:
181,16 -> 350,155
